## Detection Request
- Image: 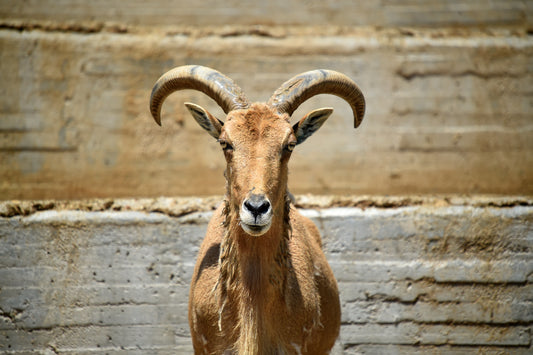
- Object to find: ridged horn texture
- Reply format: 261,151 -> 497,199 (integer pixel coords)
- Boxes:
150,65 -> 250,125
268,69 -> 366,128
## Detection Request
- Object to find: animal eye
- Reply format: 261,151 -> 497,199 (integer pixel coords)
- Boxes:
285,141 -> 296,152
219,139 -> 233,151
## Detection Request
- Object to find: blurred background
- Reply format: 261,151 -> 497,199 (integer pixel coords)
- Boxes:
1,0 -> 532,200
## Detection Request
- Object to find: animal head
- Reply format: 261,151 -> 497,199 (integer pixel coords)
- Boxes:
150,65 -> 365,236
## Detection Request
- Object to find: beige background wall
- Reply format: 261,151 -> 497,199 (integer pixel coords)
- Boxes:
1,1 -> 532,199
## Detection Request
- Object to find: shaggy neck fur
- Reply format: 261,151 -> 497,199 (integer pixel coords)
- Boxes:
217,194 -> 292,354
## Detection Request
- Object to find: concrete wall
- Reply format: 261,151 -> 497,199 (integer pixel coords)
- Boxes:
1,197 -> 532,354
1,1 -> 532,199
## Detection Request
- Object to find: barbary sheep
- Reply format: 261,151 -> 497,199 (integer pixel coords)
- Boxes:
149,65 -> 365,354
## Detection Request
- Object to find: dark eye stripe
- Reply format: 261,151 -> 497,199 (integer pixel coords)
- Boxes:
284,141 -> 296,152
219,139 -> 233,150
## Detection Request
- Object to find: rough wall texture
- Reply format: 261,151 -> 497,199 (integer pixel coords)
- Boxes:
1,196 -> 532,354
1,1 -> 532,199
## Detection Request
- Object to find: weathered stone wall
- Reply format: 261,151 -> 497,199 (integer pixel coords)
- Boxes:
1,197 -> 532,353
1,1 -> 532,199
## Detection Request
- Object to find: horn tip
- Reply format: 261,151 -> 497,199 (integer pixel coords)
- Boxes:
353,105 -> 365,128
152,115 -> 162,126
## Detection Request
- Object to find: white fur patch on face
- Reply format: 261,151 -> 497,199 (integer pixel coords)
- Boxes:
240,221 -> 272,237
239,202 -> 273,236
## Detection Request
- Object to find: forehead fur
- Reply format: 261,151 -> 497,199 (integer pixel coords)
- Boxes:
225,103 -> 291,139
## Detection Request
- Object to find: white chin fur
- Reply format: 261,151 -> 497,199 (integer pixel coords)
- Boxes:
240,221 -> 272,237
239,204 -> 273,236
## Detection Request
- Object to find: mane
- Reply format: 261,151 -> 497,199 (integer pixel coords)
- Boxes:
216,192 -> 293,353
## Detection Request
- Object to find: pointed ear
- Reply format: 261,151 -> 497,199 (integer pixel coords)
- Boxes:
185,102 -> 224,139
293,108 -> 334,145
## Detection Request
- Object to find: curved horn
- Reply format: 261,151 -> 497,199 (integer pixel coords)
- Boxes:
267,69 -> 365,128
150,65 -> 250,125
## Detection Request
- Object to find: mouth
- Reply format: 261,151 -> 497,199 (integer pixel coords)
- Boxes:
240,222 -> 271,237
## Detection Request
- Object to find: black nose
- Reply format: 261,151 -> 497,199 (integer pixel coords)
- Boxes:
243,194 -> 271,218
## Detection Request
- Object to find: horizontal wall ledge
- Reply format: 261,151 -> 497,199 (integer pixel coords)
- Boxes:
1,195 -> 532,217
